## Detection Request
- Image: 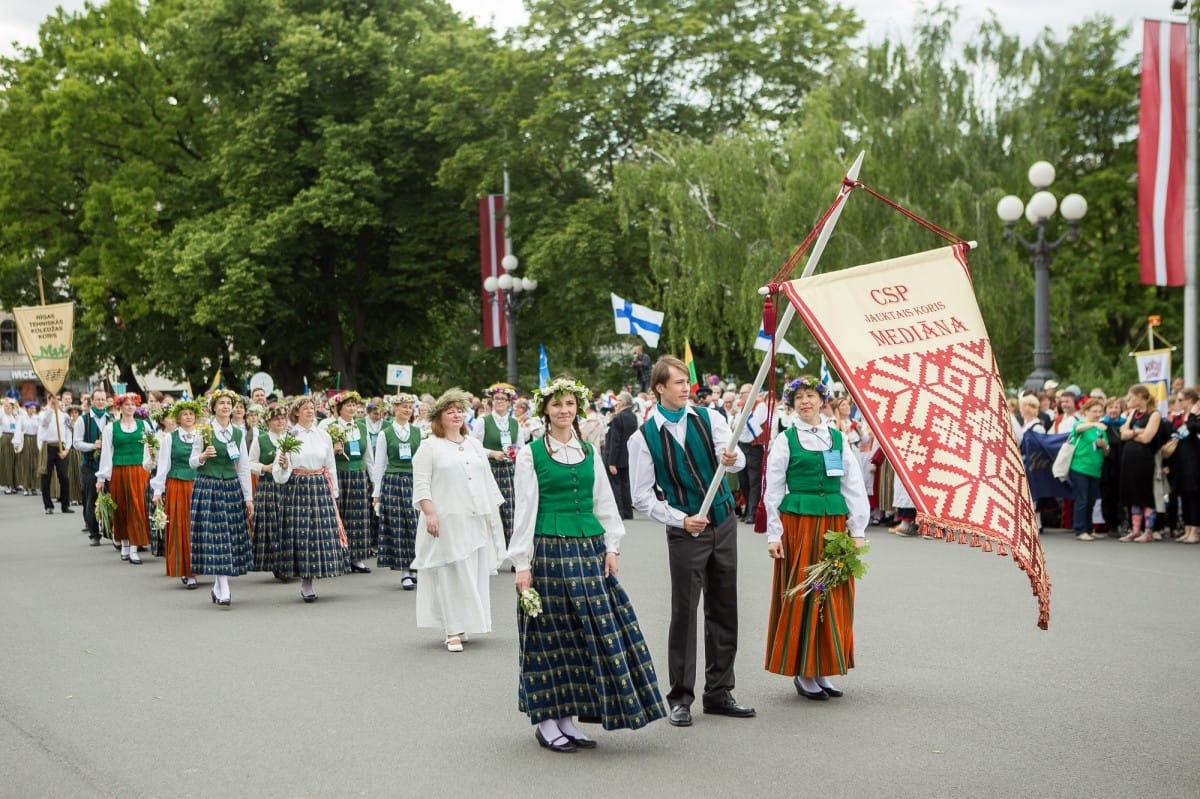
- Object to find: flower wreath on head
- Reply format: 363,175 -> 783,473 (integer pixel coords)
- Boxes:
483,382 -> 518,401
533,377 -> 591,418
246,403 -> 267,417
263,404 -> 289,422
169,400 -> 204,421
781,376 -> 830,407
329,390 -> 363,412
207,388 -> 241,412
113,392 -> 142,408
386,393 -> 418,406
149,406 -> 169,422
424,388 -> 472,422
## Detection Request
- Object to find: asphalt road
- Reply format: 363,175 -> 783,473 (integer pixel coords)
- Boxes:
1,492 -> 1197,799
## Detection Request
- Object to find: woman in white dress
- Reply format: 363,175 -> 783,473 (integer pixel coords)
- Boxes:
410,388 -> 506,652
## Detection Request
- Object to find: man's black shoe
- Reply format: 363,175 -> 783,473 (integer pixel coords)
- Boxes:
702,698 -> 756,718
668,705 -> 692,727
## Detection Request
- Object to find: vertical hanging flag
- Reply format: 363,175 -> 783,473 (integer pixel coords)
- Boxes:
208,368 -> 222,392
303,375 -> 311,396
820,355 -> 831,387
1139,20 -> 1191,287
611,293 -> 664,348
480,194 -> 508,347
538,344 -> 550,389
683,339 -> 699,393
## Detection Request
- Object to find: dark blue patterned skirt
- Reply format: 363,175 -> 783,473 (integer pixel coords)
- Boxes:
490,458 -> 516,544
189,475 -> 252,576
251,477 -> 285,572
336,468 -> 374,561
376,471 -> 418,568
279,473 -> 347,579
518,535 -> 666,730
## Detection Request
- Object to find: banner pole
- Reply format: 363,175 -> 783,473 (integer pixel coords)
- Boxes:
695,151 -> 865,520
36,266 -> 46,305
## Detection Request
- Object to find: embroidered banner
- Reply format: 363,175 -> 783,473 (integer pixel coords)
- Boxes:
781,245 -> 1051,629
11,302 -> 74,395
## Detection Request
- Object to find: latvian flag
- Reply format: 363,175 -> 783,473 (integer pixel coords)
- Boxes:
1138,20 -> 1192,287
480,194 -> 508,347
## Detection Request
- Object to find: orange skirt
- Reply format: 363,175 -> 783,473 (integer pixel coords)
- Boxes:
110,465 -> 150,547
764,512 -> 855,678
163,477 -> 194,577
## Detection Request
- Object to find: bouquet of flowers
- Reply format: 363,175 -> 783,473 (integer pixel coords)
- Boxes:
278,429 -> 303,456
517,586 -> 543,618
95,493 -> 118,539
786,530 -> 869,620
326,421 -> 348,458
151,503 -> 169,541
142,430 -> 160,457
198,423 -> 214,448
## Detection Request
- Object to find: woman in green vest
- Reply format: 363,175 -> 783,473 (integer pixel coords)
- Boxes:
96,393 -> 153,563
188,389 -> 254,607
763,377 -> 869,700
472,382 -> 522,548
150,400 -> 202,588
510,377 -> 665,753
248,404 -> 289,579
321,391 -> 373,573
371,393 -> 421,587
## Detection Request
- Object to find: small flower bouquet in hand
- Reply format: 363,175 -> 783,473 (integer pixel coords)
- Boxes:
151,504 -> 169,540
326,421 -> 347,457
517,586 -> 543,618
277,429 -> 303,456
786,531 -> 869,619
198,423 -> 214,448
142,430 -> 160,457
95,493 -> 118,539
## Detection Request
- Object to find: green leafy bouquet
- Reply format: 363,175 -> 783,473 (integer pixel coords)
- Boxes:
278,429 -> 303,456
95,493 -> 118,539
787,531 -> 869,619
151,503 -> 169,541
197,423 -> 214,448
142,430 -> 160,458
326,421 -> 348,458
517,587 -> 543,618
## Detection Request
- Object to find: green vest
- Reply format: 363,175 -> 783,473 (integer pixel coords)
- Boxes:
531,440 -> 606,538
257,431 -> 277,465
778,426 -> 849,517
382,423 -> 421,475
111,420 -> 146,467
333,419 -> 366,473
198,425 -> 242,479
481,413 -> 519,450
640,407 -> 734,525
166,429 -> 197,482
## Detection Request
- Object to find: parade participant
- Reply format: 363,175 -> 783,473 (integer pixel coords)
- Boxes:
74,389 -> 110,544
510,377 -> 665,752
243,404 -> 264,491
471,382 -> 522,549
763,376 -> 869,699
1118,384 -> 1163,543
410,388 -> 506,652
603,391 -> 638,520
248,404 -> 289,579
1,397 -> 18,494
1174,388 -> 1200,544
150,400 -> 202,588
321,391 -> 373,573
37,394 -> 73,515
273,396 -> 345,602
371,393 -> 421,587
65,402 -> 84,507
188,389 -> 253,607
15,401 -> 40,496
735,384 -> 770,524
627,356 -> 752,727
96,393 -> 151,563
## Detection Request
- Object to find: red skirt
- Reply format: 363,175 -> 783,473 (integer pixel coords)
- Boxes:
764,512 -> 855,677
110,465 -> 150,547
163,477 -> 194,577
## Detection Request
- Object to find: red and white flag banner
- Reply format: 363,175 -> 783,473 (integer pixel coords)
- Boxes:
782,245 -> 1051,629
1138,19 -> 1189,288
480,194 -> 507,348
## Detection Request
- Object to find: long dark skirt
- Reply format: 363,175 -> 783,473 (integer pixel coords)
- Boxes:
336,468 -> 373,561
0,432 -> 15,486
490,458 -> 516,545
189,475 -> 252,576
376,471 -> 418,569
251,477 -> 286,572
518,535 -> 666,731
16,434 -> 38,489
279,473 -> 347,579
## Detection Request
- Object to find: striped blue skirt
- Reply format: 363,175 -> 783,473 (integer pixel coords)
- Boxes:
189,475 -> 252,576
376,471 -> 418,568
279,473 -> 347,579
490,459 -> 515,544
518,535 -> 666,730
251,477 -> 286,572
336,468 -> 374,561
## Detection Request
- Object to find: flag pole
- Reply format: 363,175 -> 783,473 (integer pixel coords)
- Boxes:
695,151 -> 865,520
1185,13 -> 1198,386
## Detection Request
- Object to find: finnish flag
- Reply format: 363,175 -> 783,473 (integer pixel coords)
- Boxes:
754,324 -> 807,366
611,293 -> 664,348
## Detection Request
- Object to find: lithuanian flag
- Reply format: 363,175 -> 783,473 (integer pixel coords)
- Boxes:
683,339 -> 699,393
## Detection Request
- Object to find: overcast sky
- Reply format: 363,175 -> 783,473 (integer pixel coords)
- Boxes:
0,0 -> 1181,58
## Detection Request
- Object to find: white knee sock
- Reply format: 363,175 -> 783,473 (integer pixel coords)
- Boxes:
557,717 -> 589,741
538,719 -> 563,742
797,676 -> 822,693
300,578 -> 314,595
120,542 -> 129,556
816,676 -> 839,691
214,575 -> 229,600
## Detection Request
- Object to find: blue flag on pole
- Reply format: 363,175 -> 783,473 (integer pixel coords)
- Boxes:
538,344 -> 550,389
754,324 -> 807,366
1021,432 -> 1073,501
611,293 -> 664,348
820,355 -> 831,386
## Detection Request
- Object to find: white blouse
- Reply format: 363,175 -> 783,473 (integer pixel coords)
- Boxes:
271,424 -> 338,498
96,419 -> 151,481
763,423 -> 869,543
150,428 -> 201,495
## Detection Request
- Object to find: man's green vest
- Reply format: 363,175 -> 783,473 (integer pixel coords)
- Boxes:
640,407 -> 734,525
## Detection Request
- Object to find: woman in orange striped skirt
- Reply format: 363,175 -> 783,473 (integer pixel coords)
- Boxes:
763,377 -> 869,700
151,401 -> 202,588
96,393 -> 152,564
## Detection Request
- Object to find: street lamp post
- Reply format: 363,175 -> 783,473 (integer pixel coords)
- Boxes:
483,253 -> 538,387
996,161 -> 1088,393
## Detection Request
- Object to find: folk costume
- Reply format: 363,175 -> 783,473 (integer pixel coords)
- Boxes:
510,384 -> 665,737
74,401 -> 112,542
371,395 -> 421,584
96,395 -> 152,563
151,401 -> 202,585
16,404 -> 40,495
763,390 -> 869,695
321,391 -> 373,572
247,406 -> 288,577
0,400 -> 18,492
472,383 -> 522,548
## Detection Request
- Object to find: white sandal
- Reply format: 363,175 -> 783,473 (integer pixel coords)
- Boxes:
445,636 -> 463,653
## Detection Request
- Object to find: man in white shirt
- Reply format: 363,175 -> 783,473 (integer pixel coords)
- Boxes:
73,388 -> 110,543
735,383 -> 770,523
37,393 -> 74,515
628,356 -> 754,727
